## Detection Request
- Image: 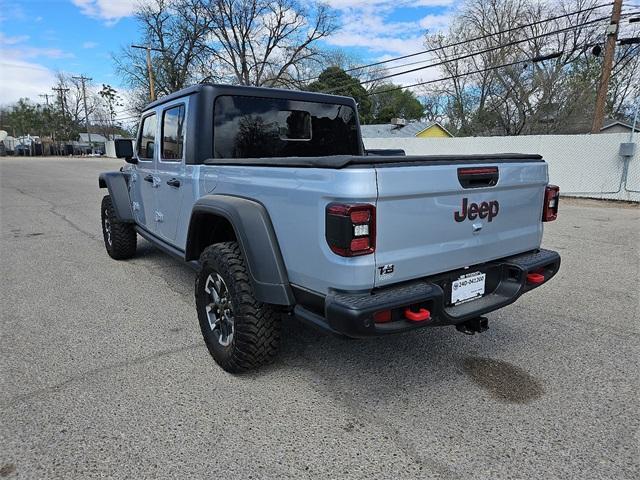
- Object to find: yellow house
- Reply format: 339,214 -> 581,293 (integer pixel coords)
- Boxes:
414,123 -> 452,138
360,120 -> 454,139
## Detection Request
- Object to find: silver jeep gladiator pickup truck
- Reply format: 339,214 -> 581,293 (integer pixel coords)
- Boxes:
99,84 -> 560,373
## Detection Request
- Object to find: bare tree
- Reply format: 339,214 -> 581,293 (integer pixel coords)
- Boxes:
54,72 -> 99,125
51,72 -> 101,140
115,0 -> 338,107
421,0 -> 639,136
204,0 -> 337,87
113,0 -> 217,107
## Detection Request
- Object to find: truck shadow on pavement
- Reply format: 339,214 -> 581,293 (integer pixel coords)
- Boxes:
276,314 -> 545,405
134,241 -> 545,405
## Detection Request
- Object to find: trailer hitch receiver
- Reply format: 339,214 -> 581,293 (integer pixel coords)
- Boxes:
456,317 -> 489,335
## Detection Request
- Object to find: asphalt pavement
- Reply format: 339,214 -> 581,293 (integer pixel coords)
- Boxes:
1,157 -> 638,479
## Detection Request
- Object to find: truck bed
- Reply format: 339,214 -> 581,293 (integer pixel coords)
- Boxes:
201,154 -> 548,294
203,153 -> 543,169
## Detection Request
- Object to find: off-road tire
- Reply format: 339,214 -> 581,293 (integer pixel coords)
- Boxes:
101,195 -> 137,260
195,242 -> 281,373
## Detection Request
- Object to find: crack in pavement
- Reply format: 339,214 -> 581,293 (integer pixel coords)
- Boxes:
2,343 -> 201,408
9,186 -> 101,242
8,184 -> 194,308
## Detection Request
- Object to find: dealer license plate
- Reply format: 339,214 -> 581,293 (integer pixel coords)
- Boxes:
451,271 -> 486,305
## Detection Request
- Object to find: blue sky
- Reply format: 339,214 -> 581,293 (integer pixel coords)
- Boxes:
0,0 -> 459,105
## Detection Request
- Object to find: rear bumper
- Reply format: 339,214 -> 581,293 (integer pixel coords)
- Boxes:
294,248 -> 560,338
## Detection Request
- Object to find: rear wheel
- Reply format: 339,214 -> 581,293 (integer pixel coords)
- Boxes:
195,242 -> 281,373
101,195 -> 137,260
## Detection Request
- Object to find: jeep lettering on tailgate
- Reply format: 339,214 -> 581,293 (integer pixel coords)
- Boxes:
454,198 -> 500,222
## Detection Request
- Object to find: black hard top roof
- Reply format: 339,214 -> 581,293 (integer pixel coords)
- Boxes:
144,83 -> 357,111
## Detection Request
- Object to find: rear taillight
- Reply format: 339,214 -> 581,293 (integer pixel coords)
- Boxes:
326,203 -> 376,256
542,185 -> 560,222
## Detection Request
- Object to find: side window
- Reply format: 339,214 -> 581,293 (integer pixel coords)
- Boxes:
138,114 -> 157,160
161,105 -> 185,161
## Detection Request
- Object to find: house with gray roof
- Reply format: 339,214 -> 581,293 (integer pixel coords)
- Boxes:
360,120 -> 453,139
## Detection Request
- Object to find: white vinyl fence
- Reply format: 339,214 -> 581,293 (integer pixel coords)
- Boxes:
364,133 -> 639,202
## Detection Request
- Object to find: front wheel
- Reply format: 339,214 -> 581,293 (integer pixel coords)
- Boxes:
195,242 -> 281,373
101,195 -> 137,260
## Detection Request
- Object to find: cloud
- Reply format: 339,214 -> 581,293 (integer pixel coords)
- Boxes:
82,41 -> 98,49
0,33 -> 30,45
327,31 -> 425,55
0,59 -> 57,105
419,13 -> 453,33
0,32 -> 72,104
323,0 -> 461,89
71,0 -> 136,25
0,32 -> 74,59
325,0 -> 454,8
0,1 -> 26,23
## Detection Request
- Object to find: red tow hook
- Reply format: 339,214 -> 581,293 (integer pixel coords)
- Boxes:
526,272 -> 545,284
404,307 -> 431,322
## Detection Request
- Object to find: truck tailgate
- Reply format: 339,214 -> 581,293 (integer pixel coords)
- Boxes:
374,160 -> 548,287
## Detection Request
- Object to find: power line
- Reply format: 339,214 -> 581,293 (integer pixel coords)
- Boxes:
362,22 -> 634,99
351,7 -> 638,78
382,20 -> 640,98
303,2 -> 614,84
322,9 -> 639,95
72,75 -> 93,147
363,55 -> 555,96
320,14 -> 613,94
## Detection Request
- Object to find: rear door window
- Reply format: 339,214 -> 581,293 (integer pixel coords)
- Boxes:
138,113 -> 157,160
213,95 -> 360,158
161,105 -> 185,161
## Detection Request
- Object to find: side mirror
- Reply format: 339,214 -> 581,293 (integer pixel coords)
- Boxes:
114,138 -> 136,164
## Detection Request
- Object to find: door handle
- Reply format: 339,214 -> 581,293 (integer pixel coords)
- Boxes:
166,178 -> 181,188
144,174 -> 154,183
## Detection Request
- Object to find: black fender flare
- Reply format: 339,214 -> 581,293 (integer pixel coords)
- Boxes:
186,195 -> 294,306
98,171 -> 134,222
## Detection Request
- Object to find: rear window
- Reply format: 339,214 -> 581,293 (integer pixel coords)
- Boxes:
213,95 -> 360,158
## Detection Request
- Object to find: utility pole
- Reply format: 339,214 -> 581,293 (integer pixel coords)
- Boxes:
39,93 -> 53,107
591,0 -> 623,133
39,93 -> 55,143
52,86 -> 69,117
72,75 -> 93,153
131,44 -> 164,101
52,86 -> 69,151
51,87 -> 69,118
630,99 -> 639,143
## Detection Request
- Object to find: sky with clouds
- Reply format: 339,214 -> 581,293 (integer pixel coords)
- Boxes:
0,0 -> 461,105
